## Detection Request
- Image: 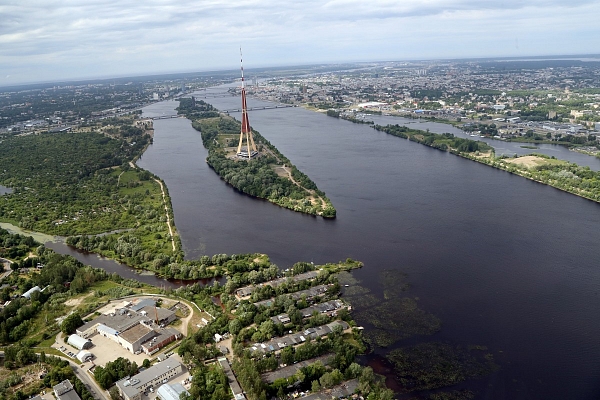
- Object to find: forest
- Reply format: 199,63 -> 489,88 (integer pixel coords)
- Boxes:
177,98 -> 336,218
0,118 -> 183,270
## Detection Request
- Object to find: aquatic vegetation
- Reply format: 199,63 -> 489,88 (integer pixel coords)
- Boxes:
427,390 -> 475,400
363,329 -> 406,348
354,298 -> 441,344
379,269 -> 410,299
386,342 -> 498,392
344,293 -> 380,309
341,268 -> 499,395
336,271 -> 360,286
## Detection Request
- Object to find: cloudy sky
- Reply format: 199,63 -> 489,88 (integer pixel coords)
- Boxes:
1,0 -> 599,85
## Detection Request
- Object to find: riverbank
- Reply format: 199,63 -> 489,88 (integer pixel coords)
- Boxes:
374,124 -> 600,205
177,98 -> 336,218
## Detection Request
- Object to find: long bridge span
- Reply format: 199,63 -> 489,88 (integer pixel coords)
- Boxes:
222,104 -> 297,114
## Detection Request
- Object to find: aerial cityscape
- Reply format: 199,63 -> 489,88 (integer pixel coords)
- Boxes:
1,1 -> 600,400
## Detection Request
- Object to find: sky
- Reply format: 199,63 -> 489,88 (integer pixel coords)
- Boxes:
1,0 -> 599,85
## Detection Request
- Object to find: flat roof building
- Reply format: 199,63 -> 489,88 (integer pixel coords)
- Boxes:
116,359 -> 184,400
218,357 -> 246,400
53,380 -> 81,400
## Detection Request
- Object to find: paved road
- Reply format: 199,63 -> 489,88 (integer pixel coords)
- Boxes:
0,350 -> 107,400
51,333 -> 108,400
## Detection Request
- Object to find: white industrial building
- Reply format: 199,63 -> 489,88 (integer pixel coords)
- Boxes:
76,350 -> 93,363
67,334 -> 92,350
156,382 -> 189,400
22,286 -> 41,299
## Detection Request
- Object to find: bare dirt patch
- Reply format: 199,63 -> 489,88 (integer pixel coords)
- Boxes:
503,155 -> 546,168
65,293 -> 92,307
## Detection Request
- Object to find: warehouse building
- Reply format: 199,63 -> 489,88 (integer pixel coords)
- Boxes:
116,359 -> 184,400
67,334 -> 93,350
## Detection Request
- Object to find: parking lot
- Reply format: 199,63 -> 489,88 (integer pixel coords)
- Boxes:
85,332 -> 153,367
53,332 -> 153,367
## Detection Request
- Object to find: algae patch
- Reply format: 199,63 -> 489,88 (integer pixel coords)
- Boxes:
386,342 -> 499,391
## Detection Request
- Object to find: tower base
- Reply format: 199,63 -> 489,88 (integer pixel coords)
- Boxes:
236,147 -> 259,159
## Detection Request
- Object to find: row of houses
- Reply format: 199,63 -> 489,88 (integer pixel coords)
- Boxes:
235,270 -> 320,300
253,284 -> 331,308
249,320 -> 349,355
218,357 -> 246,400
270,299 -> 346,325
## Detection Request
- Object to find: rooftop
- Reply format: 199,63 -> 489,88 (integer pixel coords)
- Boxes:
116,359 -> 183,399
119,323 -> 153,344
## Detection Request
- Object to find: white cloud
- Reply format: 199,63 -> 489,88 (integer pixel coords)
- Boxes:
0,0 -> 599,84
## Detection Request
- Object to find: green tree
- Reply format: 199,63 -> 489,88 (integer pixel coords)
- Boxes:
61,313 -> 83,335
311,380 -> 321,392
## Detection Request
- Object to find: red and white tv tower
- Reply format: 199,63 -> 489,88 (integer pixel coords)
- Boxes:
236,48 -> 258,159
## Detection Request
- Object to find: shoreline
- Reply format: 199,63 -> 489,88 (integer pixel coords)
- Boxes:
373,124 -> 600,206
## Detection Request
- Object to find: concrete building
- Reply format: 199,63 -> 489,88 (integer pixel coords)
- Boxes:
156,382 -> 189,400
53,380 -> 81,400
138,305 -> 177,325
77,313 -> 146,338
141,328 -> 181,355
75,300 -> 179,355
118,323 -> 156,354
67,334 -> 92,350
116,359 -> 184,400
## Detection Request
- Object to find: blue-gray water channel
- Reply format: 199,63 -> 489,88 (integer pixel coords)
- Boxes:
136,88 -> 600,399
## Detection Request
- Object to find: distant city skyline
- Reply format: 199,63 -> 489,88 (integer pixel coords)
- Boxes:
1,0 -> 599,86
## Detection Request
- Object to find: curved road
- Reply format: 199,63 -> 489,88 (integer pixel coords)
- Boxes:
0,350 -> 108,400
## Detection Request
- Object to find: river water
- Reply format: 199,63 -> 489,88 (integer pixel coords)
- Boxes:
135,88 -> 600,399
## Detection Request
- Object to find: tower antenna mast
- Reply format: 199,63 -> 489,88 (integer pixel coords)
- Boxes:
236,47 -> 258,158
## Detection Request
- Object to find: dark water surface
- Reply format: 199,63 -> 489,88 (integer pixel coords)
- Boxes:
136,89 -> 600,399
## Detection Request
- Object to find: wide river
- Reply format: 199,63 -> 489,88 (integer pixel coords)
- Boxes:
136,87 -> 600,399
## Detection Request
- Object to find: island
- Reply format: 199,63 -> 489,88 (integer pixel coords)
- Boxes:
177,98 -> 336,218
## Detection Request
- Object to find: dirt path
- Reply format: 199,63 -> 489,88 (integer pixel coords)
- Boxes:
117,170 -> 124,186
280,166 -> 328,209
180,302 -> 194,337
153,177 -> 176,252
129,161 -> 176,252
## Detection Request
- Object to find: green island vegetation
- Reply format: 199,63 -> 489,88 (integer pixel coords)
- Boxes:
375,124 -> 600,204
177,98 -> 336,218
0,116 -> 184,271
338,268 -> 499,399
373,124 -> 493,154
